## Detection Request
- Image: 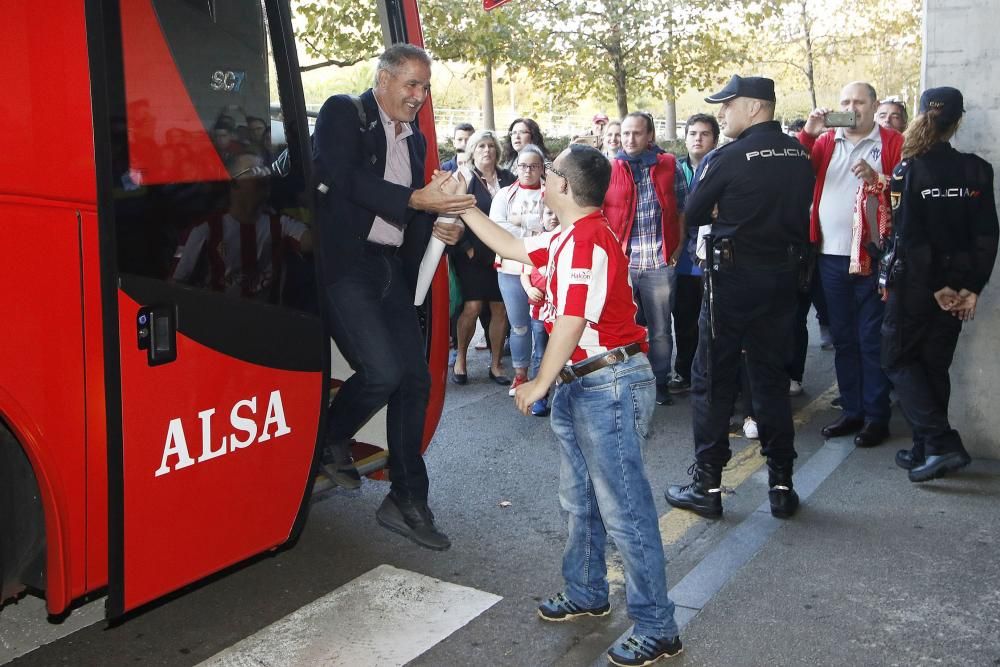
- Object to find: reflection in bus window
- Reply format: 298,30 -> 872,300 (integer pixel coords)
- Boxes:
107,0 -> 316,313
170,153 -> 313,304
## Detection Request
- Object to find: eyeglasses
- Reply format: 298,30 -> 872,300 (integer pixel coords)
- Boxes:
544,160 -> 566,179
517,163 -> 543,172
879,97 -> 906,109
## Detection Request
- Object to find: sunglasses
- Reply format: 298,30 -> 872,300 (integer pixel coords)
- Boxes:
879,98 -> 906,109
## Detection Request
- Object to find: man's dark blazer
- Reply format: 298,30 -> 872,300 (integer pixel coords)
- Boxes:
312,88 -> 435,290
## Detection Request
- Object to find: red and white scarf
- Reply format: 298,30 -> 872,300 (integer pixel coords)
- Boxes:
850,175 -> 892,276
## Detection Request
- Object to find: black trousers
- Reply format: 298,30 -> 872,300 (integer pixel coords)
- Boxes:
881,285 -> 964,458
672,273 -> 703,382
324,251 -> 431,503
788,268 -> 828,382
691,264 -> 798,467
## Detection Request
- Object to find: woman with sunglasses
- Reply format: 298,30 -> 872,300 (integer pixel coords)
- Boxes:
489,144 -> 548,397
449,129 -> 516,385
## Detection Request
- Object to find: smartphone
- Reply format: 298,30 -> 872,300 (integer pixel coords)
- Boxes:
825,111 -> 857,128
572,134 -> 600,147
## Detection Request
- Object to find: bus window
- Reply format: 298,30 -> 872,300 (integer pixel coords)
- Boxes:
108,0 -> 316,312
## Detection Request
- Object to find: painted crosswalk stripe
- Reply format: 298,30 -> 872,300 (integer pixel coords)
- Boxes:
197,564 -> 502,667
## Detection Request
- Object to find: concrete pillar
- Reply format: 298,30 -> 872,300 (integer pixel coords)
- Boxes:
923,0 -> 1000,459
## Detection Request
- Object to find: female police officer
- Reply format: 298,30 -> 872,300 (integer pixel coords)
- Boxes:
881,87 -> 999,482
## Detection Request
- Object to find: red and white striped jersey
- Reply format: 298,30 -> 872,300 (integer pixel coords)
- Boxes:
525,210 -> 648,364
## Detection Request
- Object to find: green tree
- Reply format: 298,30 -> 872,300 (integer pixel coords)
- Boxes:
293,0 -> 382,72
421,0 -> 542,129
525,0 -> 763,137
293,0 -> 541,129
754,0 -> 922,111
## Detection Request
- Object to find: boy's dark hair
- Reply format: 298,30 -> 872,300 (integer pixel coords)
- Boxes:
684,113 -> 720,142
561,145 -> 611,207
454,122 -> 475,134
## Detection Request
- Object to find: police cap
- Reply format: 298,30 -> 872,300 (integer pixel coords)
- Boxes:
919,86 -> 964,126
705,75 -> 776,104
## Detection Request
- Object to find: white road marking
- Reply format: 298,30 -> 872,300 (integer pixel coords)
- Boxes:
197,564 -> 502,667
0,595 -> 103,665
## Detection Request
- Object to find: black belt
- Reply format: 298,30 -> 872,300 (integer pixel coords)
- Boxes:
558,343 -> 643,384
364,241 -> 400,256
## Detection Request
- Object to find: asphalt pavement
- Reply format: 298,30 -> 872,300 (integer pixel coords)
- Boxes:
4,326 -> 999,666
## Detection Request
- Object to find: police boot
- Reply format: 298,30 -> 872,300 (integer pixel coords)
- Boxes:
767,460 -> 799,519
665,463 -> 723,518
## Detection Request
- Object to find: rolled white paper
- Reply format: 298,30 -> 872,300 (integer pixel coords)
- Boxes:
414,236 -> 446,306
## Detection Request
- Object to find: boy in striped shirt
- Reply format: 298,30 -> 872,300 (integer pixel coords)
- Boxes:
447,145 -> 682,666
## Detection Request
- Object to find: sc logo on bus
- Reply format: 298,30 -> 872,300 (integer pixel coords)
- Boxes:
210,70 -> 246,93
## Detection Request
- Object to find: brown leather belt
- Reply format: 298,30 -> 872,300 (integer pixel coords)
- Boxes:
558,342 -> 644,385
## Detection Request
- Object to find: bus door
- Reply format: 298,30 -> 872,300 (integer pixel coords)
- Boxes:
91,0 -> 326,617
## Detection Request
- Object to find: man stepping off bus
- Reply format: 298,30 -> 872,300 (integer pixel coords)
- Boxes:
446,145 -> 682,666
312,45 -> 475,551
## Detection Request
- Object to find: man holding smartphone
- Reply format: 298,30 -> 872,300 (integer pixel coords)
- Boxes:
796,82 -> 903,448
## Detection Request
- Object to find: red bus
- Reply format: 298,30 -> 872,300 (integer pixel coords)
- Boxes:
0,0 -> 450,619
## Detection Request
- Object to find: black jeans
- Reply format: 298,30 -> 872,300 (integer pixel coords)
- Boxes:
881,286 -> 964,458
672,273 -> 703,382
324,251 -> 431,503
691,264 -> 798,467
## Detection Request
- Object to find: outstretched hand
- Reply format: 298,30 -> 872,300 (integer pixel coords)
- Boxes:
410,170 -> 475,214
432,169 -> 467,196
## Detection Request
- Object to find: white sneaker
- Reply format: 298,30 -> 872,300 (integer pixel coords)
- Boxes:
743,417 -> 759,440
789,380 -> 803,396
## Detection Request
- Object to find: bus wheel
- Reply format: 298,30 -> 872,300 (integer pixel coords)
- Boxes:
0,423 -> 46,606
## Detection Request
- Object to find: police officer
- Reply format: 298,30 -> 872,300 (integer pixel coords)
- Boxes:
881,87 -> 999,483
665,75 -> 815,519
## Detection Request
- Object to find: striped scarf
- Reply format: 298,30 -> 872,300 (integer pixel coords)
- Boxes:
850,175 -> 892,277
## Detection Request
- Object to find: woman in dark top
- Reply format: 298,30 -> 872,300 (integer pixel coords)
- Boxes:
449,129 -> 516,385
881,86 -> 999,482
500,118 -> 550,172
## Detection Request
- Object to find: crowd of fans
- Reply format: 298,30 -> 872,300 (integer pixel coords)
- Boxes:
441,87 -> 917,440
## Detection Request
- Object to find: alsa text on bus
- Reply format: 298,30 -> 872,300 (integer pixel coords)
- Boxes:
155,390 -> 292,477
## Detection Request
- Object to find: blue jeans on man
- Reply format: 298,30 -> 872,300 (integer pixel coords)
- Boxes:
629,265 -> 676,387
818,254 -> 891,425
549,353 -> 679,639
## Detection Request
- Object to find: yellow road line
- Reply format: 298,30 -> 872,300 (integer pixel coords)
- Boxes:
608,383 -> 839,585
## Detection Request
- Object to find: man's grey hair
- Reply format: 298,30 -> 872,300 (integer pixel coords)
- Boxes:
373,44 -> 432,87
845,81 -> 878,102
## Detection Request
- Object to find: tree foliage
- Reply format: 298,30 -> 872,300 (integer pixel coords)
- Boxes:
293,0 -> 382,71
753,0 -> 922,111
523,0 -> 768,121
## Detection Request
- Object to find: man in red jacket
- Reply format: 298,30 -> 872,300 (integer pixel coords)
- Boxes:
797,82 -> 903,447
604,111 -> 688,406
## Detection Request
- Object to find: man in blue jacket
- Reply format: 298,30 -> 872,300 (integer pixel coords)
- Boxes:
312,44 -> 474,551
